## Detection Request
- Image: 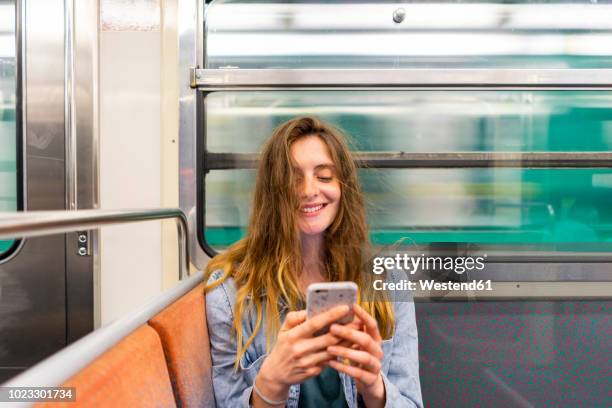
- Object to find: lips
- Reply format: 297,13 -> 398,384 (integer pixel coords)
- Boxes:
300,203 -> 327,217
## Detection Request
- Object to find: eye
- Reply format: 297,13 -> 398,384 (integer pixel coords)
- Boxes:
316,167 -> 335,182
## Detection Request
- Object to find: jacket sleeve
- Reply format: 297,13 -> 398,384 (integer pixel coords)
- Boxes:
381,300 -> 423,408
205,276 -> 265,407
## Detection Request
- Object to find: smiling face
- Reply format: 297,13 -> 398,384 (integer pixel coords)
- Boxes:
290,135 -> 341,236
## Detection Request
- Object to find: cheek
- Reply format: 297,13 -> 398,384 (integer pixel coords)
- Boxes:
323,185 -> 341,216
322,182 -> 341,203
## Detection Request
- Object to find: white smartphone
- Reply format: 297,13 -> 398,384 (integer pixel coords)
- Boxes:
306,281 -> 358,335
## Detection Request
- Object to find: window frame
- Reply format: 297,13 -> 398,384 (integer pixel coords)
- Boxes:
0,0 -> 24,263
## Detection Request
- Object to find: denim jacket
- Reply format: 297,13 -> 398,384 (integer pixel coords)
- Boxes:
205,270 -> 423,408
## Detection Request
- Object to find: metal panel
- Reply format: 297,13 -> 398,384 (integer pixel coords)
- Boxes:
0,0 -> 67,383
416,300 -> 610,406
205,152 -> 612,170
193,68 -> 612,89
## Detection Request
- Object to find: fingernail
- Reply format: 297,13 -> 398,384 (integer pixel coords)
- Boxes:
328,346 -> 338,353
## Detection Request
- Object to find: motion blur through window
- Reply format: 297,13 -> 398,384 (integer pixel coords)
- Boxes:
203,91 -> 612,263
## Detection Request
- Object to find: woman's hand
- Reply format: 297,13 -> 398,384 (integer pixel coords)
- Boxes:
253,305 -> 351,405
326,304 -> 386,408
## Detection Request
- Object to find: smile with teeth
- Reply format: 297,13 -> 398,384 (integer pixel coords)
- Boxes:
301,203 -> 327,214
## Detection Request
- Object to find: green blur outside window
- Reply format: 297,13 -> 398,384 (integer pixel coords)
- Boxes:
0,2 -> 17,257
203,91 -> 612,256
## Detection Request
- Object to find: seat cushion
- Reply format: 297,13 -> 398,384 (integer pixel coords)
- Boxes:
37,324 -> 176,408
149,283 -> 214,408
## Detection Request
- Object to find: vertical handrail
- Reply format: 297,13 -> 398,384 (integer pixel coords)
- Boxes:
64,0 -> 77,210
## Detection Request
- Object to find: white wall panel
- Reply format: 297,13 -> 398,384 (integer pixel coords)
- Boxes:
99,29 -> 161,326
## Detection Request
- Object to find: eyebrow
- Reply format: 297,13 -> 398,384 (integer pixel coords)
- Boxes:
292,164 -> 336,172
314,164 -> 336,171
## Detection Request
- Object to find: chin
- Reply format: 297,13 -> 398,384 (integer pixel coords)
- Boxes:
299,221 -> 330,236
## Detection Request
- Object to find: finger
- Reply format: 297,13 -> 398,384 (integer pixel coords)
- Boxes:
335,338 -> 354,349
302,332 -> 353,350
295,305 -> 350,338
298,350 -> 335,368
281,310 -> 307,330
329,324 -> 383,360
334,332 -> 362,349
334,340 -> 363,350
305,365 -> 324,378
327,346 -> 381,373
334,317 -> 363,347
293,332 -> 342,357
327,359 -> 379,386
345,316 -> 363,331
352,304 -> 383,342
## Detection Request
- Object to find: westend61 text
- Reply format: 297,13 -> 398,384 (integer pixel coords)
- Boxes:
373,279 -> 493,291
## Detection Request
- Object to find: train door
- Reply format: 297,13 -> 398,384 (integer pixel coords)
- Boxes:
179,1 -> 612,406
0,0 -> 97,382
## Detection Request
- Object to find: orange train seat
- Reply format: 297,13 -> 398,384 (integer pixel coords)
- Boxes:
37,325 -> 177,408
149,283 -> 215,408
22,271 -> 215,408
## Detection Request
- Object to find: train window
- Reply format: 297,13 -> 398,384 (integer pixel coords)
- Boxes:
202,91 -> 612,274
205,0 -> 612,69
191,2 -> 611,404
0,1 -> 18,259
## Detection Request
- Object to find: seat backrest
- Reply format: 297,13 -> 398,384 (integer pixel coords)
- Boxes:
149,283 -> 215,408
36,324 -> 176,408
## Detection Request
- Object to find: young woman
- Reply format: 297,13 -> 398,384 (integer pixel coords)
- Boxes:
205,117 -> 422,407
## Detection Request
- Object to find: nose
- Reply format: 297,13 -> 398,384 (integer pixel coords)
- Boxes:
300,175 -> 318,200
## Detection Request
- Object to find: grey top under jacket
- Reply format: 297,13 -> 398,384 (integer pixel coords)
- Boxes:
298,365 -> 348,408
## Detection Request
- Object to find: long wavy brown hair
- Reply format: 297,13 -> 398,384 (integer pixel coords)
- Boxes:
204,116 -> 394,366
